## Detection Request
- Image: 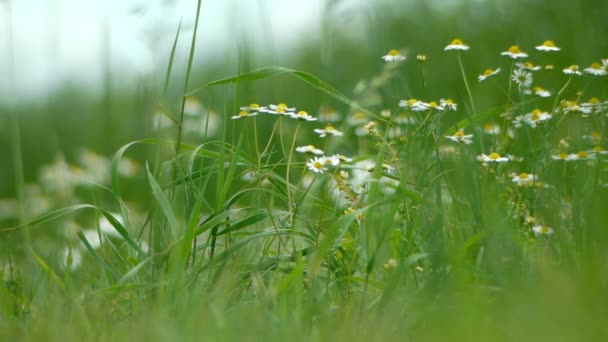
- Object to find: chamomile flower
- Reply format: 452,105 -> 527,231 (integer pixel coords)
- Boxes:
318,106 -> 341,122
532,225 -> 554,236
347,111 -> 367,126
240,103 -> 267,112
324,155 -> 341,166
444,38 -> 470,51
314,124 -> 344,137
512,69 -> 533,88
563,65 -> 582,75
268,103 -> 296,113
267,107 -> 290,115
478,68 -> 501,82
551,152 -> 571,161
399,98 -> 427,112
289,110 -> 317,121
501,45 -> 528,59
535,40 -> 561,52
590,146 -> 608,155
184,96 -> 204,116
382,49 -> 407,62
477,152 -> 509,163
394,112 -> 418,125
483,122 -> 501,135
512,172 -> 535,187
513,109 -> 552,128
445,129 -> 473,144
422,101 -> 444,111
231,110 -> 258,119
515,62 -> 541,71
573,151 -> 596,160
584,63 -> 607,76
295,145 -> 324,155
533,86 -> 551,97
307,157 -> 327,173
333,154 -> 353,163
440,98 -> 458,111
416,54 -> 427,62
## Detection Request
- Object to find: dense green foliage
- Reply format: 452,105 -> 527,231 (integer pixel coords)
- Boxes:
2,0 -> 608,340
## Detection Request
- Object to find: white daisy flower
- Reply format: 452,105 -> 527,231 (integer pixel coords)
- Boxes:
318,106 -> 341,122
422,101 -> 445,111
444,38 -> 470,51
584,63 -> 607,76
478,68 -> 501,82
239,103 -> 268,112
268,103 -> 296,113
324,155 -> 341,166
477,152 -> 509,163
231,110 -> 258,119
551,152 -> 572,161
590,146 -> 608,155
289,110 -> 317,121
533,86 -> 551,97
501,45 -> 528,59
512,172 -> 535,187
512,69 -> 533,88
563,65 -> 582,75
483,122 -> 501,135
399,98 -> 428,112
440,98 -> 458,111
535,40 -> 561,52
295,145 -> 324,155
532,225 -> 554,236
184,96 -> 204,116
515,62 -> 541,71
513,109 -> 552,128
334,154 -> 353,163
445,129 -> 473,144
382,49 -> 407,62
307,157 -> 327,173
314,125 -> 344,137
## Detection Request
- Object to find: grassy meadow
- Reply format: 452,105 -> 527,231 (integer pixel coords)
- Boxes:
2,0 -> 608,340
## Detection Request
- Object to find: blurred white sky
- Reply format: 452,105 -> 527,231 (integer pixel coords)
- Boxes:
0,0 -> 340,102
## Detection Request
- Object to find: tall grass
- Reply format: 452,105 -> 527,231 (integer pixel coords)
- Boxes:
2,0 -> 608,341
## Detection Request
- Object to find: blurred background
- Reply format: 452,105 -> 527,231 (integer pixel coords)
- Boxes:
1,0 -> 607,213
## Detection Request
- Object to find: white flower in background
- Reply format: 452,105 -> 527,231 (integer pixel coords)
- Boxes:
324,155 -> 341,166
563,65 -> 582,75
399,98 -> 427,112
59,247 -> 83,271
382,49 -> 407,62
478,68 -> 501,82
501,45 -> 528,59
184,96 -> 204,116
532,225 -> 554,236
477,152 -> 509,163
98,213 -> 125,239
515,62 -> 541,71
440,98 -> 457,111
512,172 -> 535,187
445,129 -> 474,144
240,103 -> 268,112
533,86 -> 551,97
318,106 -> 341,122
483,122 -> 501,135
444,38 -> 470,51
535,40 -> 561,52
268,103 -> 296,113
295,145 -> 324,155
394,112 -> 418,125
314,125 -> 344,137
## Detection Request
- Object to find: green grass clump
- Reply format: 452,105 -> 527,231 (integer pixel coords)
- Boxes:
2,0 -> 608,340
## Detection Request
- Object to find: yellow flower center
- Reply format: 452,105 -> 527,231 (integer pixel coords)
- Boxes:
524,62 -> 535,68
508,45 -> 522,53
407,98 -> 418,106
558,152 -> 568,159
568,65 -> 580,71
450,39 -> 464,45
530,109 -> 542,121
533,86 -> 544,92
590,62 -> 602,69
577,151 -> 589,159
313,161 -> 323,169
488,152 -> 501,160
239,110 -> 249,117
444,99 -> 455,105
542,40 -> 556,47
325,125 -> 335,131
589,97 -> 600,104
388,49 -> 400,56
483,69 -> 495,76
429,101 -> 438,108
276,108 -> 286,114
538,226 -> 550,234
298,111 -> 308,117
249,103 -> 260,109
592,131 -> 602,138
454,130 -> 465,137
519,172 -> 529,179
593,146 -> 605,152
277,103 -> 288,109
